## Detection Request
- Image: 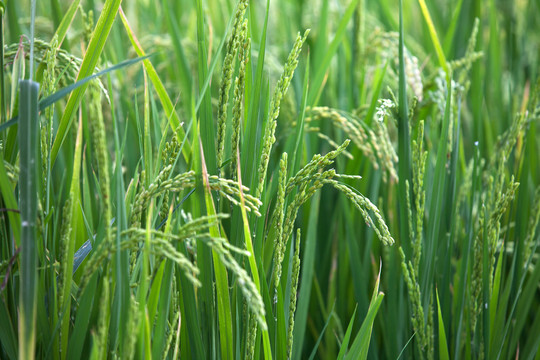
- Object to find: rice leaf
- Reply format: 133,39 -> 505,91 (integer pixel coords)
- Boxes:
292,192 -> 321,360
195,0 -> 217,174
199,139 -> 233,360
235,148 -> 272,359
119,6 -> 191,162
307,304 -> 335,360
18,79 -> 39,360
346,264 -> 384,360
58,111 -> 83,359
397,0 -> 412,256
416,0 -> 448,77
51,0 -> 81,47
50,0 -> 122,166
0,55 -> 152,134
336,306 -> 357,360
307,0 -> 360,106
0,160 -> 21,245
436,289 -> 450,360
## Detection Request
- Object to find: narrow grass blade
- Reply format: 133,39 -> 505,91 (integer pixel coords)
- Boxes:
28,0 -> 36,80
72,240 -> 92,274
0,296 -> 18,359
38,55 -> 150,113
442,0 -> 465,56
0,55 -> 152,133
363,61 -> 388,126
162,0 -> 193,112
151,259 -> 174,359
346,264 -> 384,360
235,148 -> 272,359
243,0 -> 270,191
288,54 -> 309,175
59,112 -> 84,359
147,261 -> 165,331
397,0 -> 412,254
337,306 -> 358,360
276,286 -> 287,358
66,274 -> 98,359
0,3 -> 6,123
487,244 -> 504,354
396,333 -> 416,360
5,41 -> 25,162
199,139 -> 233,360
312,0 -> 329,71
51,0 -> 81,47
437,289 -> 450,360
292,192 -> 321,360
119,6 -> 191,162
307,304 -> 335,360
422,75 -> 452,307
495,243 -> 540,359
143,71 -> 152,184
195,0 -> 217,174
417,0 -> 448,77
5,0 -> 22,44
307,0 -> 360,106
0,160 -> 21,245
138,200 -> 153,359
176,248 -> 206,359
111,74 -> 130,356
453,142 -> 481,357
194,3 -> 235,114
346,293 -> 384,360
18,79 -> 40,360
189,119 -> 215,358
49,0 -> 122,166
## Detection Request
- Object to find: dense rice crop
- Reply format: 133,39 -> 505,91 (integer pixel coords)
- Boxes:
0,0 -> 539,359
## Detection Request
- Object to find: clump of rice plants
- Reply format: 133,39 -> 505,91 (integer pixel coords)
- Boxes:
0,0 -> 539,359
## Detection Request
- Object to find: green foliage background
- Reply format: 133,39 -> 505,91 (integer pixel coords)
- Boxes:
0,0 -> 539,359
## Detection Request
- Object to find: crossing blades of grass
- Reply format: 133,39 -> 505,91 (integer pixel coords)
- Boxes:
50,0 -> 122,166
162,0 -> 193,114
58,112 -> 83,359
111,73 -> 130,356
199,139 -> 233,360
0,55 -> 151,134
51,0 -> 81,47
307,305 -> 335,360
307,0 -> 360,106
336,306 -> 357,360
442,0 -> 465,56
436,288 -> 450,360
422,70 -> 452,308
66,274 -> 98,359
119,6 -> 191,163
235,149 -> 273,360
346,264 -> 384,360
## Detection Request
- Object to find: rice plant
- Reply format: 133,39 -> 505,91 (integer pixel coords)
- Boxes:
0,0 -> 539,359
